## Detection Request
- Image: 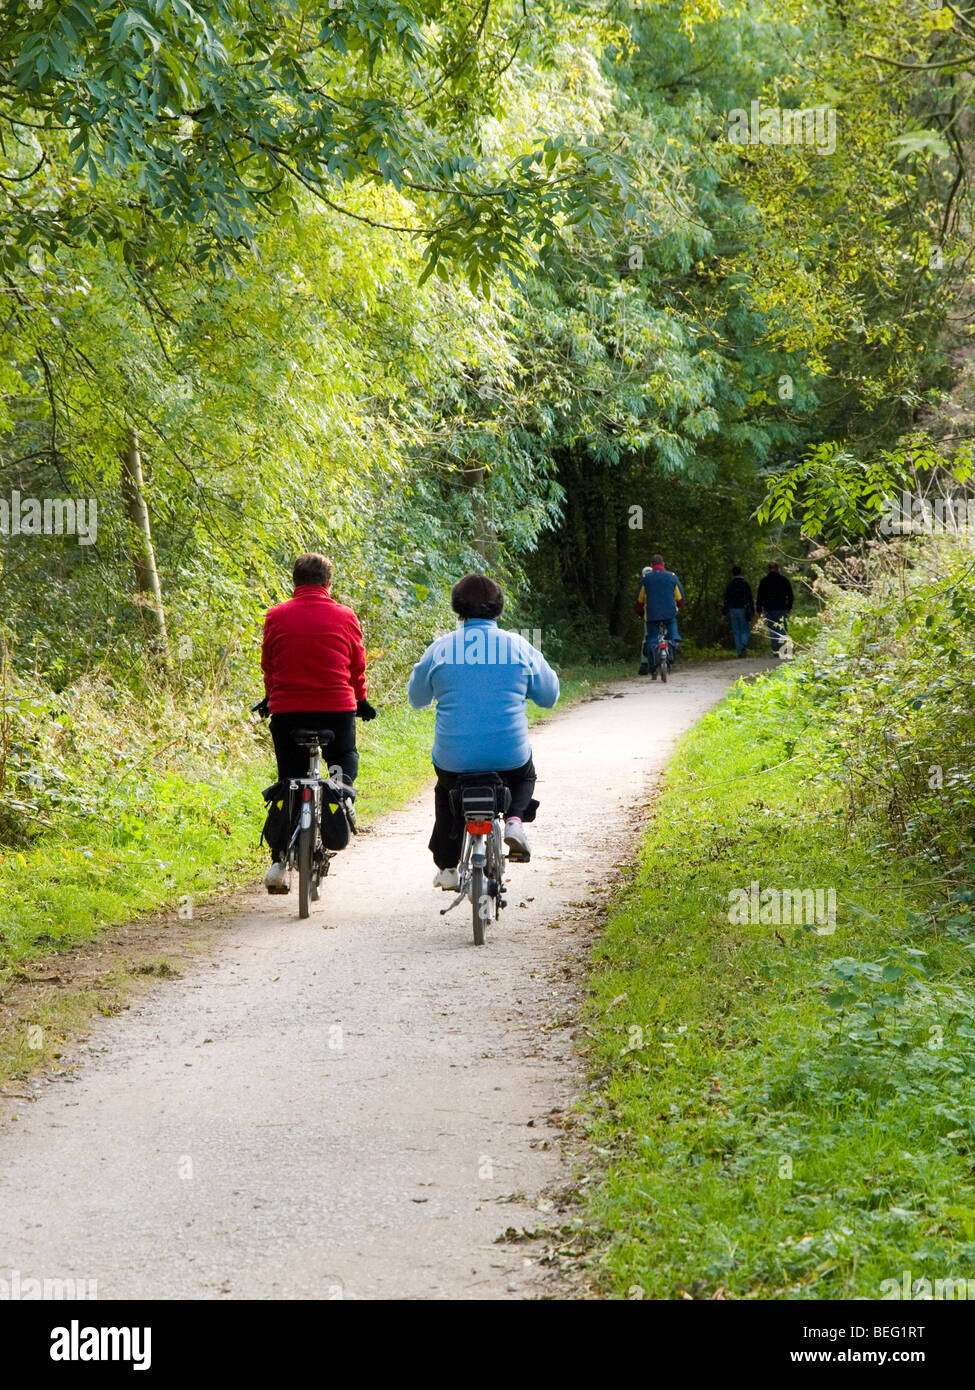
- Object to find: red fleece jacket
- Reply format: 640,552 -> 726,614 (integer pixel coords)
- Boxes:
261,586 -> 367,714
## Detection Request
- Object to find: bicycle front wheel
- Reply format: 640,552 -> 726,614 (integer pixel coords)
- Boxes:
298,823 -> 314,919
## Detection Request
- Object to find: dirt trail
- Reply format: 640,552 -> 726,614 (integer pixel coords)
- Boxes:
0,664 -> 743,1300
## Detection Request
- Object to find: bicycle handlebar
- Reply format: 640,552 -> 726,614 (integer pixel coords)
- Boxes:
252,696 -> 377,721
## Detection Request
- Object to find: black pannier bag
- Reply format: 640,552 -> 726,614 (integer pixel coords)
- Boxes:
260,780 -> 296,856
320,777 -> 356,851
261,778 -> 356,855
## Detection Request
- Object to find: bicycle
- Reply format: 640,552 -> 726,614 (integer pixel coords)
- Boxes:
286,727 -> 341,919
440,776 -> 509,946
645,620 -> 675,683
252,695 -> 359,918
260,725 -> 357,919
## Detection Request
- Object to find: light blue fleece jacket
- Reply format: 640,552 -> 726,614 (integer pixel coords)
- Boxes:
407,620 -> 560,773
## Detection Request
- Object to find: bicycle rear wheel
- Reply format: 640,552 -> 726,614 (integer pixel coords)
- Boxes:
490,822 -> 505,922
471,864 -> 487,946
298,823 -> 314,919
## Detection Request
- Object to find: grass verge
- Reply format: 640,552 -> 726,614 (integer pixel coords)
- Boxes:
580,668 -> 975,1300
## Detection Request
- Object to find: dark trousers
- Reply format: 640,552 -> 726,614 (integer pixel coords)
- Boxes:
643,616 -> 680,659
763,609 -> 789,651
268,711 -> 358,862
429,758 -> 537,870
728,608 -> 750,654
270,710 -> 358,784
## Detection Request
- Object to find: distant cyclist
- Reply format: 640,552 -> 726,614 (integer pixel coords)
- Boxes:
407,574 -> 559,889
635,554 -> 685,674
259,552 -> 375,893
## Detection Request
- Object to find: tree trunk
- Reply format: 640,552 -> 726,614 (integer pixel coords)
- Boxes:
460,464 -> 497,564
120,427 -> 169,657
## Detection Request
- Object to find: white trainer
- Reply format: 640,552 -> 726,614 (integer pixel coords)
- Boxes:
433,867 -> 460,891
503,818 -> 531,862
264,860 -> 289,894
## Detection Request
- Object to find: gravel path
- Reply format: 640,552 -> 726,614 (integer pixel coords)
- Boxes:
0,664 -> 741,1300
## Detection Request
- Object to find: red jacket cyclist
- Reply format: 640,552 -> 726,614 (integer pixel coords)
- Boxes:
260,551 -> 374,892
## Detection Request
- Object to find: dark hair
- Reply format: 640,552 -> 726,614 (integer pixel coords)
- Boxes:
293,552 -> 334,588
768,561 -> 779,571
650,553 -> 664,567
732,564 -> 742,575
451,573 -> 504,620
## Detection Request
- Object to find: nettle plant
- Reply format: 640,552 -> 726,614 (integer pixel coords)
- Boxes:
0,635 -> 79,841
809,950 -> 975,1149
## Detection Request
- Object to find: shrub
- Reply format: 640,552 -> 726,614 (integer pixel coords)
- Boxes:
792,537 -> 975,888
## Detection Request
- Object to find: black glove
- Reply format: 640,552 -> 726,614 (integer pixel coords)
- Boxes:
251,695 -> 270,719
356,699 -> 377,721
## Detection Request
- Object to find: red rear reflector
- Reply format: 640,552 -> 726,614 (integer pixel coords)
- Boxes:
301,786 -> 312,801
466,820 -> 493,834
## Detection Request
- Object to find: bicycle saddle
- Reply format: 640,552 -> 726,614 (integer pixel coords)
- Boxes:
291,728 -> 335,749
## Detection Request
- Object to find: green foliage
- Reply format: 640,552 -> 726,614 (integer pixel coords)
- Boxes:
2,0 -> 973,1009
3,0 -> 967,685
790,537 -> 975,876
0,0 -> 639,284
510,0 -> 963,639
758,440 -> 975,543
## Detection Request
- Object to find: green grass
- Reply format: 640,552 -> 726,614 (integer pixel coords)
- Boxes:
581,668 -> 975,1300
0,662 -> 627,970
0,768 -> 266,966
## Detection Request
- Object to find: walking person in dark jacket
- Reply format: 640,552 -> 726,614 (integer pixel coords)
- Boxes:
722,565 -> 754,657
755,561 -> 794,653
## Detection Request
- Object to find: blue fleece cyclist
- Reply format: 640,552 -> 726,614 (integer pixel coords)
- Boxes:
408,608 -> 561,874
407,619 -> 560,771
